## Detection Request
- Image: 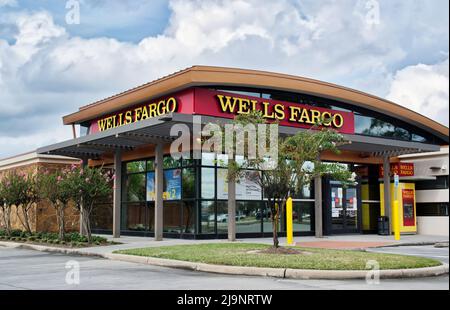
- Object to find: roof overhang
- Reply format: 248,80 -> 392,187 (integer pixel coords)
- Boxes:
62,66 -> 449,144
38,113 -> 440,160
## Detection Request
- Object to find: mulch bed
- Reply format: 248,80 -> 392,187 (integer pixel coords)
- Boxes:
248,246 -> 311,255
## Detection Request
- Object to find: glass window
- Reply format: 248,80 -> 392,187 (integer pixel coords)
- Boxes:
126,173 -> 146,202
412,134 -> 427,143
146,160 -> 155,171
415,176 -> 449,190
417,203 -> 449,216
182,201 -> 196,234
293,201 -> 313,232
216,201 -> 228,234
292,182 -> 314,199
236,201 -> 262,234
202,152 -> 216,166
163,156 -> 181,169
182,168 -> 196,199
127,161 -> 146,173
163,201 -> 182,233
122,202 -> 147,231
201,168 -> 215,199
200,201 -> 215,234
262,202 -> 280,233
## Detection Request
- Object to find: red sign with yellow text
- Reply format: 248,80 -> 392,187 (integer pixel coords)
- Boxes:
379,163 -> 415,178
193,88 -> 355,134
89,88 -> 355,134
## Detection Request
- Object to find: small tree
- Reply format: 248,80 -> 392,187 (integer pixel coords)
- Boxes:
1,171 -> 34,234
20,172 -> 40,234
229,112 -> 353,248
0,176 -> 12,236
66,165 -> 113,244
38,168 -> 73,240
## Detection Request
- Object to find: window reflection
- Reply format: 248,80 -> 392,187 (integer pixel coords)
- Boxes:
201,201 -> 215,233
201,168 -> 215,199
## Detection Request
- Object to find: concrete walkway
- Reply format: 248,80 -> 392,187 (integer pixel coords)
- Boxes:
72,234 -> 449,256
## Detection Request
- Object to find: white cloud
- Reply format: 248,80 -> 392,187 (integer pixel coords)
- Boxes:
387,59 -> 449,126
0,0 -> 448,158
0,0 -> 16,7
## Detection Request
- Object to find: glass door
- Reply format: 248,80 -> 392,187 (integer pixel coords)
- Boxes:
330,184 -> 360,233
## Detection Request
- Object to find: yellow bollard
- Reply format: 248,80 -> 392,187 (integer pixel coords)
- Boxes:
286,197 -> 293,245
393,200 -> 400,241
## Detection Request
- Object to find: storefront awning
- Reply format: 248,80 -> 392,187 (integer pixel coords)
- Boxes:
37,113 -> 441,160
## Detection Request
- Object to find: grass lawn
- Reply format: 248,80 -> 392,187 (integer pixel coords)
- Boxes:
114,243 -> 442,270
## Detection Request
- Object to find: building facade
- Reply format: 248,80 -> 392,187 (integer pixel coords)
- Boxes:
34,66 -> 449,239
398,148 -> 449,236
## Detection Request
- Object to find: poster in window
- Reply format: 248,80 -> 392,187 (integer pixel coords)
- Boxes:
164,169 -> 181,200
146,172 -> 155,201
217,169 -> 262,200
146,169 -> 182,201
402,189 -> 415,226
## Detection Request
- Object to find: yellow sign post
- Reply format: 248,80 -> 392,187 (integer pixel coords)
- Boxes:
286,197 -> 293,245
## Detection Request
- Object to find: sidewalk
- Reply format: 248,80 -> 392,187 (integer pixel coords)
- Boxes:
70,234 -> 449,256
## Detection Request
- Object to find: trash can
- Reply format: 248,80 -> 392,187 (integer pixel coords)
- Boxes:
377,216 -> 389,235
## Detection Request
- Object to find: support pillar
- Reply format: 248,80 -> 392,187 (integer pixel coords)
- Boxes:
154,143 -> 164,241
383,156 -> 392,234
228,167 -> 236,241
112,150 -> 122,238
314,176 -> 323,238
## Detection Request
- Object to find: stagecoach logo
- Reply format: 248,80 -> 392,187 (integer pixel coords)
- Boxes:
216,94 -> 345,129
96,97 -> 178,132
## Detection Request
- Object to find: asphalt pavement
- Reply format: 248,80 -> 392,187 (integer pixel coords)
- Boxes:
0,245 -> 447,290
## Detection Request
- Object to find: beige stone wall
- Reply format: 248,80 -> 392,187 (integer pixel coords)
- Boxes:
0,162 -> 80,233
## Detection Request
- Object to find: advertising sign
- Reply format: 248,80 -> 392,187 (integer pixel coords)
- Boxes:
146,169 -> 182,201
379,163 -> 415,178
402,189 -> 415,227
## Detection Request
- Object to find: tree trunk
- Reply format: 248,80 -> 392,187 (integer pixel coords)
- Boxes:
271,200 -> 279,248
16,205 -> 32,234
57,204 -> 65,241
82,205 -> 92,244
1,207 -> 12,236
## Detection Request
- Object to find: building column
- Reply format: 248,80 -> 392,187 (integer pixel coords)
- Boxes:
383,155 -> 392,234
314,176 -> 323,238
154,143 -> 164,241
112,149 -> 122,238
228,168 -> 236,241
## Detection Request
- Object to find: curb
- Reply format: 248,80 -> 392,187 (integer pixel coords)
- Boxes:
0,241 -> 104,258
105,253 -> 449,280
1,241 -> 448,280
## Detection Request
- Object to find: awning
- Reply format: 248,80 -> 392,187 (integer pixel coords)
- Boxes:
37,113 -> 441,160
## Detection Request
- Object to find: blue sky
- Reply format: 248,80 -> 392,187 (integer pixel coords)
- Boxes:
0,0 -> 448,158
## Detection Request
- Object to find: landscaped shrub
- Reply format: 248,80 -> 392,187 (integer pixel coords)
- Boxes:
0,229 -> 109,246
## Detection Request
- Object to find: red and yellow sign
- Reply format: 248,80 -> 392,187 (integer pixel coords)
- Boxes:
92,97 -> 178,133
194,88 -> 355,134
379,163 -> 415,178
89,88 -> 355,134
402,189 -> 415,227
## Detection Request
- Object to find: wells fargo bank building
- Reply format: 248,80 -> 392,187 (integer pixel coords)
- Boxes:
37,66 -> 449,239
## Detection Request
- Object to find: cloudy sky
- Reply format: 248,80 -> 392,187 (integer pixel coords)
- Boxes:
0,0 -> 448,159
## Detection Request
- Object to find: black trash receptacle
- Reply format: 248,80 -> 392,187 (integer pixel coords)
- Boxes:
377,216 -> 389,235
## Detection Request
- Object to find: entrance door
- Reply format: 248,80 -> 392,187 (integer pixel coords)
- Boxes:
329,183 -> 361,234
